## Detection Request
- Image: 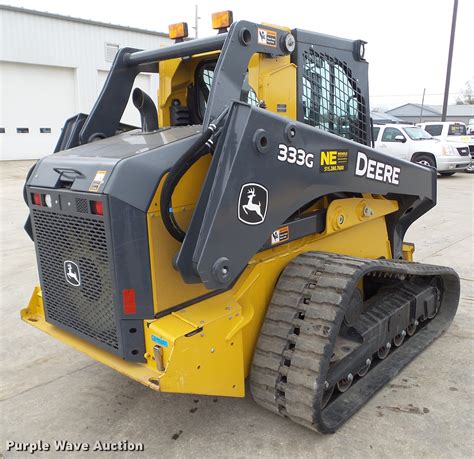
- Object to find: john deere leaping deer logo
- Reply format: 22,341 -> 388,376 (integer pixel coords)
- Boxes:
238,183 -> 268,225
64,260 -> 81,287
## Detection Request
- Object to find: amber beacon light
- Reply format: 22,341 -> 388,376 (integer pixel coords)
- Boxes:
212,10 -> 233,30
168,22 -> 188,40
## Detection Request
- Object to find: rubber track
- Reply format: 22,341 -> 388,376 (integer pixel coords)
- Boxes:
249,252 -> 460,433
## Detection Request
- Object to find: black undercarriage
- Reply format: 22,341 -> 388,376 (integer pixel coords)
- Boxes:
250,252 -> 459,433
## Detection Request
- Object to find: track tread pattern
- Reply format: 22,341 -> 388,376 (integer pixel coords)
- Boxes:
249,252 -> 460,433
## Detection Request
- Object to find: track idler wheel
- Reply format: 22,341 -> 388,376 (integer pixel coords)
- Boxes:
344,289 -> 364,326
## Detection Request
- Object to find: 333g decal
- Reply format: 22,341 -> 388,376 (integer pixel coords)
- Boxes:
277,144 -> 314,168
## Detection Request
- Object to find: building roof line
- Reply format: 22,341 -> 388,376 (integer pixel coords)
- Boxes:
386,103 -> 441,115
0,4 -> 169,38
386,102 -> 474,117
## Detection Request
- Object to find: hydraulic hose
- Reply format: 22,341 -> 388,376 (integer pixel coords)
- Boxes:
160,108 -> 229,242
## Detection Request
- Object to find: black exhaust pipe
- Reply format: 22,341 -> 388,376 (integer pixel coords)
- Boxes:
132,88 -> 158,133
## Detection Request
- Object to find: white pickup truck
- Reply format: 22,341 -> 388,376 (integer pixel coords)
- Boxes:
417,121 -> 474,172
372,123 -> 471,176
467,119 -> 474,135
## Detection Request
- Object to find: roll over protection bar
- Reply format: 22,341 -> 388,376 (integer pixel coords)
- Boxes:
79,21 -> 291,145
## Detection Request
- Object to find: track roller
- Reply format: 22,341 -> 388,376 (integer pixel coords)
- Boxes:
406,320 -> 418,336
377,342 -> 391,359
337,374 -> 353,393
357,358 -> 371,377
393,330 -> 406,347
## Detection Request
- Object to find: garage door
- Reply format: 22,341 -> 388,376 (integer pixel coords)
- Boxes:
0,62 -> 76,160
97,70 -> 157,127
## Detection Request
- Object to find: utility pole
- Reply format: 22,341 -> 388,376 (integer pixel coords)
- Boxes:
193,4 -> 200,39
419,88 -> 426,123
441,0 -> 458,121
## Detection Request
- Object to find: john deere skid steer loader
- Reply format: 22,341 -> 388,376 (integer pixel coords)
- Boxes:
22,12 -> 460,433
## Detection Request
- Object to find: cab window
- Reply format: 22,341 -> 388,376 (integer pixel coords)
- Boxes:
372,126 -> 380,140
448,123 -> 467,136
195,60 -> 258,121
424,124 -> 443,136
301,50 -> 367,145
381,127 -> 404,142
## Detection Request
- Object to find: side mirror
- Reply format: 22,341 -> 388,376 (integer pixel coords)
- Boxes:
394,135 -> 406,143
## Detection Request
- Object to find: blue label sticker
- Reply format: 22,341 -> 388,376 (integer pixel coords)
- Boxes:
151,335 -> 169,347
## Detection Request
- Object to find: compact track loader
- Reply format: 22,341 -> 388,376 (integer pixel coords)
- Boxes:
22,13 -> 460,433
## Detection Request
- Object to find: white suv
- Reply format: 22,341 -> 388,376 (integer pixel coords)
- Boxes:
417,121 -> 474,172
372,124 -> 471,176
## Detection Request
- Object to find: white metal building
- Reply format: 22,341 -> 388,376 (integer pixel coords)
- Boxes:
0,5 -> 172,160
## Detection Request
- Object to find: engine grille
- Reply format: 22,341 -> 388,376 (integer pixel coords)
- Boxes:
32,208 -> 119,351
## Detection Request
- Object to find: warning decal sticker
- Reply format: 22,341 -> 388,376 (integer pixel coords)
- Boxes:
319,150 -> 349,173
257,28 -> 277,47
271,226 -> 290,245
89,170 -> 107,192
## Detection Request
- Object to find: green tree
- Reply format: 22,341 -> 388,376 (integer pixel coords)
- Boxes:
456,79 -> 474,105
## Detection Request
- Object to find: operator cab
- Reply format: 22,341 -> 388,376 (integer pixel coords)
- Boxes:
169,58 -> 260,127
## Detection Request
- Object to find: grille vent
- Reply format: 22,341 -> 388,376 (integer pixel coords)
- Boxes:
75,198 -> 89,213
32,209 -> 119,350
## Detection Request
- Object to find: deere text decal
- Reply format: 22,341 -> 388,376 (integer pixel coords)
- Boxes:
355,151 -> 400,185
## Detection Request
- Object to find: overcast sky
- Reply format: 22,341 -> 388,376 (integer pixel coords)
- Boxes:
3,0 -> 472,110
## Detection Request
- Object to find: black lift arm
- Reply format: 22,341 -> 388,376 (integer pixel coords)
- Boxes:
176,102 -> 436,290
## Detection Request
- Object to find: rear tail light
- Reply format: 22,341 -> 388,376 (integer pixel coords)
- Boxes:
91,201 -> 104,216
122,289 -> 137,315
32,192 -> 42,206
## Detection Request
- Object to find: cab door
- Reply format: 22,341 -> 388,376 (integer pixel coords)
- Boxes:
376,126 -> 409,160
